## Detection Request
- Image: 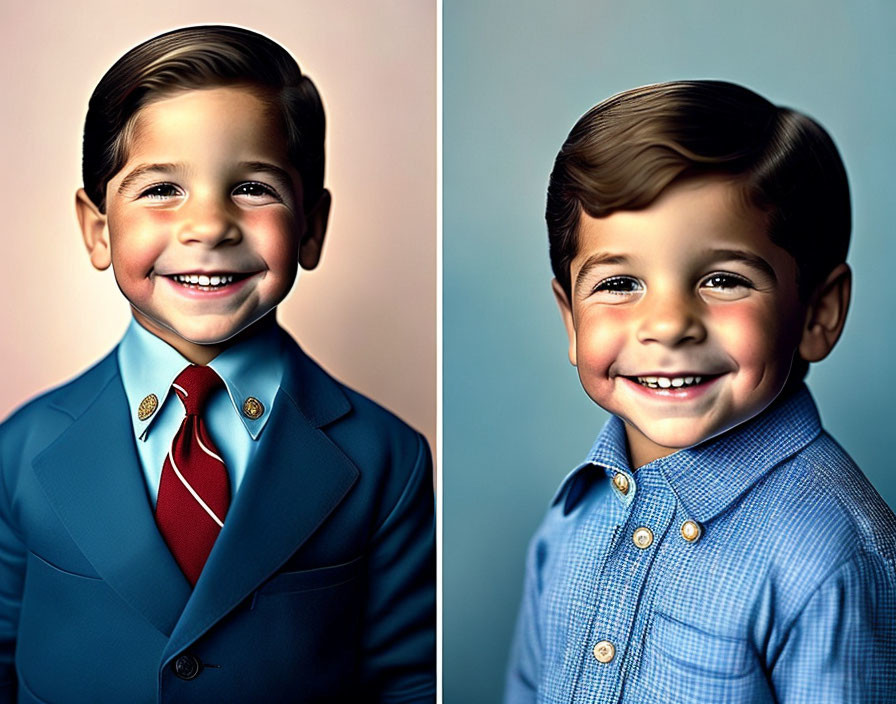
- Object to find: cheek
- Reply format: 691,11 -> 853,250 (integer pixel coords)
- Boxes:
109,211 -> 171,275
575,308 -> 628,378
710,302 -> 797,376
245,211 -> 300,270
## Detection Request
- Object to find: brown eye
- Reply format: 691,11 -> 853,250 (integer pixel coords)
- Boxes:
232,182 -> 280,200
139,183 -> 181,199
594,276 -> 641,295
702,274 -> 752,290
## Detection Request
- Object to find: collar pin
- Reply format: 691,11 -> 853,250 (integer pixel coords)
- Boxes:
242,397 -> 264,420
137,393 -> 159,421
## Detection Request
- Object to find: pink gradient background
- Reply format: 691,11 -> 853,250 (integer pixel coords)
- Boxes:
0,2 -> 436,453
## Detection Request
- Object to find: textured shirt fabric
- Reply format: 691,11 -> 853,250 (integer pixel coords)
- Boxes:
505,386 -> 896,704
118,319 -> 285,503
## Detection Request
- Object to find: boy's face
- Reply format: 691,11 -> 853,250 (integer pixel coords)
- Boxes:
555,177 -> 808,467
78,86 -> 328,362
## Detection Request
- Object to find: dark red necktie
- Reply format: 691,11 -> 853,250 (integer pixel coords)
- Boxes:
155,365 -> 231,586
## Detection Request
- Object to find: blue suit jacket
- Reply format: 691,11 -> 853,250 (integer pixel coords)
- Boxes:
0,337 -> 435,703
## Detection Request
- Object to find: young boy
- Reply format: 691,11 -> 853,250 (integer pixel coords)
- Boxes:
505,81 -> 896,703
0,26 -> 434,702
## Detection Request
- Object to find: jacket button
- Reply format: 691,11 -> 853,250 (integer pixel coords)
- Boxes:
173,653 -> 202,680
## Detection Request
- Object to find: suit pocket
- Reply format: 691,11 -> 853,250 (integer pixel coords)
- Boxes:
238,555 -> 367,695
18,552 -> 162,703
639,612 -> 772,704
257,554 -> 364,596
28,550 -> 101,580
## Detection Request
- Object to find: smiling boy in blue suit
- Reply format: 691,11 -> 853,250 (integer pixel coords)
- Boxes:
505,81 -> 896,703
0,26 -> 434,703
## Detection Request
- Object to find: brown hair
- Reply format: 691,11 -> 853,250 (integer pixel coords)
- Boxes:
82,25 -> 325,212
546,80 -> 851,302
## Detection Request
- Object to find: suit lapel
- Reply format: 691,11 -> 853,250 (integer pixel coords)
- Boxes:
32,354 -> 192,636
162,339 -> 358,663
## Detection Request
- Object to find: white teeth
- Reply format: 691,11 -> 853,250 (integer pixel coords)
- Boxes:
634,375 -> 707,389
172,273 -> 236,286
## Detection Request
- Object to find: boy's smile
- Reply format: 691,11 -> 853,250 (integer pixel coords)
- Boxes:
77,86 -> 328,363
555,177 -> 809,468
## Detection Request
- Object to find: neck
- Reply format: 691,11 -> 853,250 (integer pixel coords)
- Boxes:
624,427 -> 679,470
130,309 -> 278,365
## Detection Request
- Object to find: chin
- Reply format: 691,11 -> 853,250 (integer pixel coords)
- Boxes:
163,319 -> 249,347
182,329 -> 244,346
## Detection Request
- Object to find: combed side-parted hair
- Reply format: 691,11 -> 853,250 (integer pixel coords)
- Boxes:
546,80 -> 851,301
82,25 -> 325,212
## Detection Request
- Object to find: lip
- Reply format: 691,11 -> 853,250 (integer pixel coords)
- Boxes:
159,271 -> 260,299
620,373 -> 726,400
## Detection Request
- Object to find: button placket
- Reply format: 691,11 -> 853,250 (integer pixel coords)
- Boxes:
573,469 -> 676,702
550,489 -> 624,704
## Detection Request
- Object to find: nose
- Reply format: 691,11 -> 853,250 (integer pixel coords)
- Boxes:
636,288 -> 707,347
176,192 -> 241,247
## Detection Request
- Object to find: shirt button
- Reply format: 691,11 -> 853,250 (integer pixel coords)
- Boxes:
632,526 -> 654,549
593,640 -> 615,663
680,520 -> 702,543
612,473 -> 630,495
172,653 -> 202,680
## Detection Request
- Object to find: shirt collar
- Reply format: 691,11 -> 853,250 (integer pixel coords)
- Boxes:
553,385 -> 822,522
118,319 -> 286,441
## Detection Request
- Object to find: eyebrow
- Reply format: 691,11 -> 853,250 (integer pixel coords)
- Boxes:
117,163 -> 183,194
709,248 -> 777,282
238,161 -> 296,191
574,252 -> 630,294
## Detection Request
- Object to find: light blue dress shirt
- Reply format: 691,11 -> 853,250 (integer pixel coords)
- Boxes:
505,386 -> 896,703
117,319 -> 285,503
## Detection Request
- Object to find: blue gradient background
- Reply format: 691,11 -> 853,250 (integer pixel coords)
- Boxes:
444,1 -> 896,701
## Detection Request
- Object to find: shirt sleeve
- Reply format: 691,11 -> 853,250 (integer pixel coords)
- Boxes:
504,534 -> 545,704
771,552 -> 896,703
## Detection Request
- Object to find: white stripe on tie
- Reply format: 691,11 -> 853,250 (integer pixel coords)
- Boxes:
194,426 -> 225,464
167,445 -> 224,528
172,383 -> 189,397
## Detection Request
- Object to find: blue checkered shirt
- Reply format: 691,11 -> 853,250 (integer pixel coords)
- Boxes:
505,386 -> 896,703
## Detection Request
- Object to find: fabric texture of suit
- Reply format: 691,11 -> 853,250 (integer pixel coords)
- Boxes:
0,333 -> 435,703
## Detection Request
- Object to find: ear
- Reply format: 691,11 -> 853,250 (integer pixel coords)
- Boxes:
75,188 -> 112,271
798,263 -> 851,363
298,189 -> 331,271
552,278 -> 578,366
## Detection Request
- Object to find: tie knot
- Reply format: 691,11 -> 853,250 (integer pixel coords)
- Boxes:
171,365 -> 224,415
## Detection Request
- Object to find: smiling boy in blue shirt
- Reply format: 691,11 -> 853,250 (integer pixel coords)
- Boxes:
0,26 -> 434,702
505,80 -> 896,703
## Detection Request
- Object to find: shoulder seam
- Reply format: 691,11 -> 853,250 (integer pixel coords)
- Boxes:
789,447 -> 872,550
